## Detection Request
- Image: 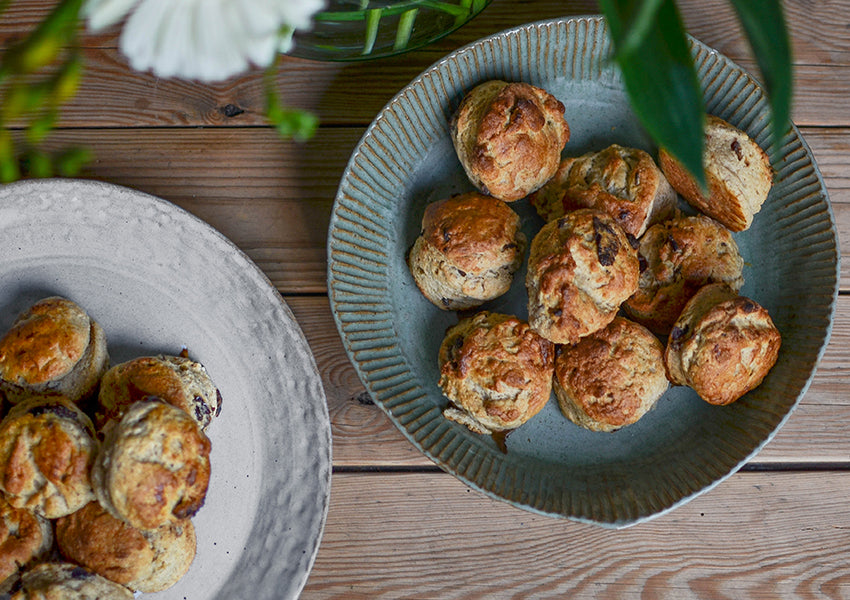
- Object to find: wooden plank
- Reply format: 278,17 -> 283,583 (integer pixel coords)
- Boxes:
21,126 -> 850,292
287,294 -> 850,468
1,2 -> 848,128
303,470 -> 850,599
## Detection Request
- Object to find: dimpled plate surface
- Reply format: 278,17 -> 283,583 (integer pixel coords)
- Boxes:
0,178 -> 332,597
328,16 -> 839,527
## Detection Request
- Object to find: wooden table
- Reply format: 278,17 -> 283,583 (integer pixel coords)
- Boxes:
3,1 -> 849,597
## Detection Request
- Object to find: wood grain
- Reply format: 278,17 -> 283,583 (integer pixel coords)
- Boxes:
1,1 -> 849,128
302,470 -> 850,599
287,294 -> 850,468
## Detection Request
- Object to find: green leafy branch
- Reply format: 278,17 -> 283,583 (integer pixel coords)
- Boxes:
598,0 -> 792,189
0,0 -> 91,182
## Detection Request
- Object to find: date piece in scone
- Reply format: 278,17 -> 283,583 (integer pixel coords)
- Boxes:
658,114 -> 773,232
529,144 -> 677,238
56,500 -> 196,593
0,396 -> 97,518
9,562 -> 134,600
407,192 -> 526,311
623,215 -> 745,335
0,296 -> 109,406
553,317 -> 668,432
95,354 -> 222,431
664,283 -> 782,406
451,80 -> 570,202
526,209 -> 639,345
0,494 -> 53,588
439,311 -> 554,434
92,399 -> 211,531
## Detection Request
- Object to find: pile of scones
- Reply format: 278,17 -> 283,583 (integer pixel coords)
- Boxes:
0,296 -> 221,597
407,80 -> 782,437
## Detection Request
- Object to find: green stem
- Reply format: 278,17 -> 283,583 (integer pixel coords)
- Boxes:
315,0 -> 466,21
394,8 -> 419,50
363,8 -> 382,55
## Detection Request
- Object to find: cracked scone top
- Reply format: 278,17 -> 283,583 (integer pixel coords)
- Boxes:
664,283 -> 782,406
439,311 -> 554,434
529,144 -> 677,238
0,396 -> 97,519
8,562 -> 133,600
92,399 -> 211,531
0,494 -> 53,587
407,192 -> 526,310
0,297 -> 109,406
526,209 -> 639,345
451,80 -> 570,202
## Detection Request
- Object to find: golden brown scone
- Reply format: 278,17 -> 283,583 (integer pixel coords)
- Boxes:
0,297 -> 109,406
95,354 -> 222,431
407,192 -> 526,310
451,80 -> 570,202
438,311 -> 554,434
664,283 -> 782,406
56,501 -> 196,593
91,399 -> 211,531
9,562 -> 134,600
623,214 -> 745,335
658,114 -> 773,232
526,209 -> 639,345
0,397 -> 97,519
0,495 -> 53,587
553,317 -> 668,432
529,144 -> 677,238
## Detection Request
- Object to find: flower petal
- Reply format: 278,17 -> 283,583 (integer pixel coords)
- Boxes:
83,0 -> 139,31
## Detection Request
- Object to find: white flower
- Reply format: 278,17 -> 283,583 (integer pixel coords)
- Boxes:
83,0 -> 326,82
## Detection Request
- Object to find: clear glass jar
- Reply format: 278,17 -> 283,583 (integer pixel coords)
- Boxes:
289,0 -> 491,61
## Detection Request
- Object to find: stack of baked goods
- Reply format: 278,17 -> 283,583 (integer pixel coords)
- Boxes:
407,79 -> 782,441
0,296 -> 221,595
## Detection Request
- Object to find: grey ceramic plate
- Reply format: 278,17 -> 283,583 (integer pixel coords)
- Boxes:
0,179 -> 331,597
328,17 -> 839,527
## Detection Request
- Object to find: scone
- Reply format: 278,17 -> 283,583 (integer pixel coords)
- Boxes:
526,209 -> 640,344
0,397 -> 97,518
451,80 -> 570,201
92,399 -> 211,530
407,192 -> 526,310
658,114 -> 773,231
9,562 -> 134,600
95,354 -> 222,431
56,501 -> 196,593
0,495 -> 53,587
438,311 -> 554,434
529,144 -> 677,238
0,297 -> 109,406
553,317 -> 668,432
623,214 -> 745,334
664,283 -> 782,405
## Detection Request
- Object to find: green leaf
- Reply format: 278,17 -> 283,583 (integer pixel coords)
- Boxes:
729,0 -> 792,154
599,0 -> 706,189
269,108 -> 319,141
55,147 -> 92,176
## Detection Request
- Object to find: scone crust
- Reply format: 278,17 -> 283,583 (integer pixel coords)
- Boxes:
529,144 -> 677,238
526,209 -> 639,344
623,215 -> 745,335
553,317 -> 668,432
439,311 -> 554,434
92,399 -> 211,530
10,562 -> 134,600
96,354 -> 221,431
56,501 -> 196,593
659,114 -> 773,232
664,283 -> 782,405
0,297 -> 109,405
452,80 -> 569,201
0,495 -> 53,585
408,192 -> 526,310
0,397 -> 97,518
